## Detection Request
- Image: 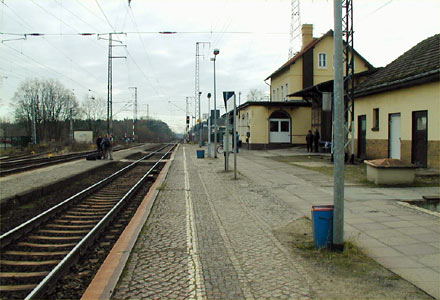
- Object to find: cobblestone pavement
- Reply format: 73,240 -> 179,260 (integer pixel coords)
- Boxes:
112,145 -> 314,299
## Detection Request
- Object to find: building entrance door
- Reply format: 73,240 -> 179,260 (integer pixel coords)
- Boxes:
412,110 -> 428,167
269,119 -> 290,143
357,115 -> 366,159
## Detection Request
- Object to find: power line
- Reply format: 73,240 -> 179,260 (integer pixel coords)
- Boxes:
29,0 -> 79,33
54,0 -> 102,33
94,0 -> 116,32
2,43 -> 92,91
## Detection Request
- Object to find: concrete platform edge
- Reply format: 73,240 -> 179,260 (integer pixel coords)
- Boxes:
80,145 -> 179,300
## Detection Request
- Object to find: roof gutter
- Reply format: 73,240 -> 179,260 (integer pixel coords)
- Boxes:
355,69 -> 439,98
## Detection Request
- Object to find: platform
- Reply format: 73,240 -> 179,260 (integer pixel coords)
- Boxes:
86,144 -> 439,299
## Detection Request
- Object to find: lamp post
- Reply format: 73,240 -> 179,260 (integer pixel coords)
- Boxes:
207,93 -> 212,158
212,48 -> 220,158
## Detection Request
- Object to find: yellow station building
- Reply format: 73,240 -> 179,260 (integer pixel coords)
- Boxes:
239,24 -> 373,149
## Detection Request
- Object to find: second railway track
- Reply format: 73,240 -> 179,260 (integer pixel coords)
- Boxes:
0,143 -> 177,299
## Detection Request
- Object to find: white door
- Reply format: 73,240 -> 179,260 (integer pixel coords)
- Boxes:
389,114 -> 401,159
269,118 -> 290,143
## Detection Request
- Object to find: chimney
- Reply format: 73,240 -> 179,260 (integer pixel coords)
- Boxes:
301,24 -> 313,50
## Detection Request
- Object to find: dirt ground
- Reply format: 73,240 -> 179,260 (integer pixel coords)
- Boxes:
273,217 -> 433,299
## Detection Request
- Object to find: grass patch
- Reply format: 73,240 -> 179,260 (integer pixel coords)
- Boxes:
157,183 -> 167,191
273,217 -> 432,299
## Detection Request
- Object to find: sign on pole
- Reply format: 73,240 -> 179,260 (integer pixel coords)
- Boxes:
222,91 -> 235,171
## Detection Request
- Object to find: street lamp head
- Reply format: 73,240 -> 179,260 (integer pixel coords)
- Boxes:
207,93 -> 211,98
213,48 -> 220,56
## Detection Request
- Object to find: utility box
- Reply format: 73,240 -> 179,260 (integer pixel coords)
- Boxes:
223,133 -> 232,153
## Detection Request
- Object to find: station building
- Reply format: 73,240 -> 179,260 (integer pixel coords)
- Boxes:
238,24 -> 373,149
352,34 -> 440,169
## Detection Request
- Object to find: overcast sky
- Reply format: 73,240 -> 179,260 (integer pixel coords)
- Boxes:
1,0 -> 439,134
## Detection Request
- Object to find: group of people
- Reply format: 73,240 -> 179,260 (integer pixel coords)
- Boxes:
306,129 -> 320,153
96,134 -> 114,160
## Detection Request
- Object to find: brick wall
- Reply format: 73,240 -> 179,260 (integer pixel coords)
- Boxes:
355,138 -> 439,169
366,139 -> 388,159
428,141 -> 440,169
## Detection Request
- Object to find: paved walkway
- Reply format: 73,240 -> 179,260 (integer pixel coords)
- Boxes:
111,144 -> 439,299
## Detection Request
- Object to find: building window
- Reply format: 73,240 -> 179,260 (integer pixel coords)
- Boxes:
281,86 -> 284,100
280,121 -> 289,132
272,89 -> 275,100
277,88 -> 279,101
372,108 -> 379,131
285,84 -> 288,100
270,121 -> 278,132
318,53 -> 327,68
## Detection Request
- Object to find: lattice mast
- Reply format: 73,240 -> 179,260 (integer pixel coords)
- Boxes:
288,0 -> 301,59
342,0 -> 355,163
195,42 -> 210,143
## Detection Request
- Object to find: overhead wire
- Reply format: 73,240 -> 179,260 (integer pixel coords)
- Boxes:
94,0 -> 116,32
1,2 -> 104,97
2,42 -> 92,91
54,0 -> 103,33
126,3 -> 167,101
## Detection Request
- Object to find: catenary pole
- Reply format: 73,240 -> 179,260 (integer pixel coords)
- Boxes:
233,93 -> 237,179
333,0 -> 345,250
213,49 -> 219,158
207,93 -> 212,157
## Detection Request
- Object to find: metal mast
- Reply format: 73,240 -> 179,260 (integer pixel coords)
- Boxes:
129,87 -> 137,141
343,0 -> 355,163
288,0 -> 301,59
99,32 -> 126,135
195,42 -> 210,145
107,34 -> 113,135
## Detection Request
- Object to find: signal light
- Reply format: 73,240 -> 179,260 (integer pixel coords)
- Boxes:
186,116 -> 190,124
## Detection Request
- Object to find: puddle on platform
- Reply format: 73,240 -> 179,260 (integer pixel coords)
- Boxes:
404,198 -> 440,213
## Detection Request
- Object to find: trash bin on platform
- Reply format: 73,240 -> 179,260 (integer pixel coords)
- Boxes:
311,205 -> 333,249
196,150 -> 205,159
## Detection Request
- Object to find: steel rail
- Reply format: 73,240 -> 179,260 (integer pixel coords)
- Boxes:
0,144 -> 170,248
0,144 -> 139,176
24,143 -> 176,299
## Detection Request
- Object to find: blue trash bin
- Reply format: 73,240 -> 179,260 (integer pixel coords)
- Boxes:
196,150 -> 205,158
312,205 -> 334,248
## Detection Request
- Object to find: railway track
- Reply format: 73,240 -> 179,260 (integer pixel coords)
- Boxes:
0,143 -> 177,299
0,145 -> 136,177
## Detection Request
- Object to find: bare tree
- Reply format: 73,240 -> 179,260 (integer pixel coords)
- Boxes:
81,94 -> 106,136
246,89 -> 266,101
13,78 -> 80,143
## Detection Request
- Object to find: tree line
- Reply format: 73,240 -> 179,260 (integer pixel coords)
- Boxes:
3,78 -> 175,145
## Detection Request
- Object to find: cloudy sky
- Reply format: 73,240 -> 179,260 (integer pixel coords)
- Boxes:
1,0 -> 439,134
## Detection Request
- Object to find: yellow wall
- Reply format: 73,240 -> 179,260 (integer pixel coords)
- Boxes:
237,105 -> 311,145
354,82 -> 440,141
353,81 -> 440,168
270,34 -> 371,101
270,59 -> 303,101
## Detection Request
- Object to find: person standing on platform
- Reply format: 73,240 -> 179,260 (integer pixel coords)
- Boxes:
96,136 -> 103,159
306,130 -> 313,152
314,129 -> 320,152
108,134 -> 114,160
101,134 -> 110,159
